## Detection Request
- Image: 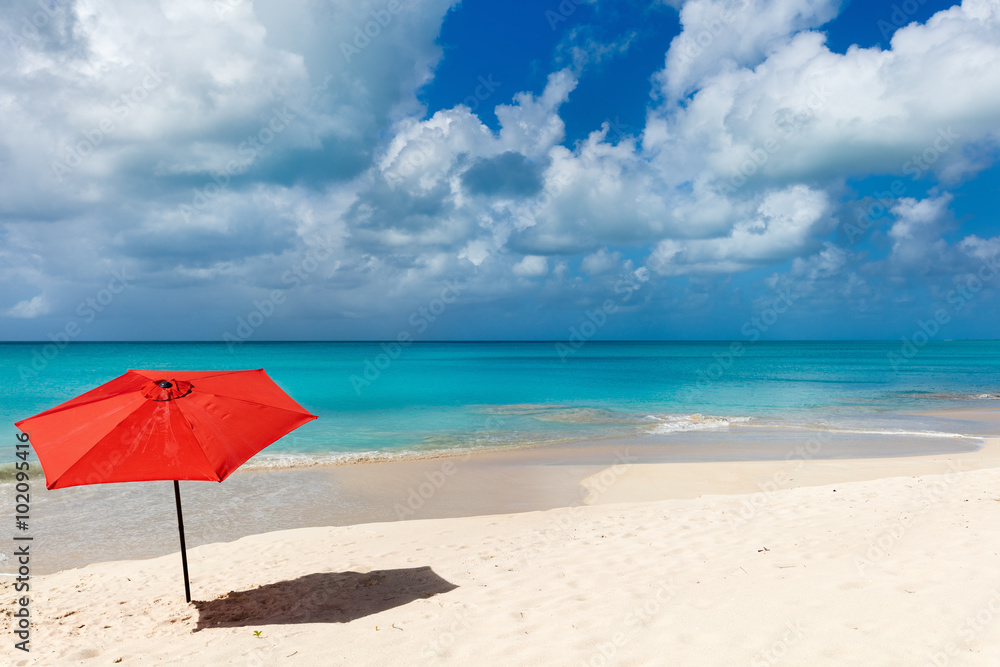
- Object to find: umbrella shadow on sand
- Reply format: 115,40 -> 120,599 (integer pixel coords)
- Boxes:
192,566 -> 457,630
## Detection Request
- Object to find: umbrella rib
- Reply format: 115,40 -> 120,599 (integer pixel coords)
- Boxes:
25,370 -> 270,423
195,392 -> 315,417
172,399 -> 294,481
197,369 -> 264,379
170,406 -> 225,482
130,369 -> 265,382
41,372 -> 299,421
20,390 -> 145,422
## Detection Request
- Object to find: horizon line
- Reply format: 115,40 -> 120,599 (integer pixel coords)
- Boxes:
0,339 -> 994,344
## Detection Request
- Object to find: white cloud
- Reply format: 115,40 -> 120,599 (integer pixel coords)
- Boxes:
647,1 -> 1000,189
496,69 -> 578,159
0,0 -> 458,325
580,248 -> 623,275
790,241 -> 847,281
888,194 -> 953,267
0,0 -> 459,212
512,255 -> 549,278
8,294 -> 50,319
649,185 -> 831,274
959,234 -> 1000,263
658,0 -> 842,99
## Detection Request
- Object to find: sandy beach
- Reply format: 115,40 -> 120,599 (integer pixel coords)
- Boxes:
5,413 -> 1000,665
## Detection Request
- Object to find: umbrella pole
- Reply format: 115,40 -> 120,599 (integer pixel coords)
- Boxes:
173,480 -> 192,603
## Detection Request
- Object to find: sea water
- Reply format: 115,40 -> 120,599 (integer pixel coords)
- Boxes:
2,340 -> 998,467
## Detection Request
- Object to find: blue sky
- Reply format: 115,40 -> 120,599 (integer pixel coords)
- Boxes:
1,0 -> 998,341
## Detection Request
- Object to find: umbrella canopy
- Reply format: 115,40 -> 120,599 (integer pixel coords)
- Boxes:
16,368 -> 316,489
15,368 -> 317,601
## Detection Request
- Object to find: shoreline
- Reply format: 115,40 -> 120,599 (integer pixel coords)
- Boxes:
6,408 -> 999,576
239,407 -> 999,471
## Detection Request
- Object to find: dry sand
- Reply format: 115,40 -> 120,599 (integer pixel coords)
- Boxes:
6,435 -> 1000,665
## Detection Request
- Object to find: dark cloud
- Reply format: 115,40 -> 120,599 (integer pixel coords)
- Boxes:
115,213 -> 298,270
461,152 -> 545,198
348,183 -> 451,228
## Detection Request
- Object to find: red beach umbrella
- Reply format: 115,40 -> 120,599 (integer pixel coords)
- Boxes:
15,368 -> 317,602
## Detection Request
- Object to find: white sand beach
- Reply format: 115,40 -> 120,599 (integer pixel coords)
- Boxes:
6,428 -> 1000,665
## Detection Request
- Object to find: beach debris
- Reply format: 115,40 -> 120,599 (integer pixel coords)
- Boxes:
758,547 -> 770,552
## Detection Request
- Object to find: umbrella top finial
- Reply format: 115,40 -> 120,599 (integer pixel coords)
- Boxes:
142,378 -> 193,401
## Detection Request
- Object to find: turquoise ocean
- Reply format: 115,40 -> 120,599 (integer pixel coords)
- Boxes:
3,340 -> 999,468
5,340 -> 1000,573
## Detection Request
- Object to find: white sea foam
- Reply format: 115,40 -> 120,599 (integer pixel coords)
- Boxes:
241,451 -> 385,470
752,421 -> 979,441
809,426 -> 976,440
642,414 -> 978,441
241,443 -> 509,470
645,414 -> 755,434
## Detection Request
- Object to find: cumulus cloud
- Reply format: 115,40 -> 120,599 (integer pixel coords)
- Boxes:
658,0 -> 842,100
512,255 -> 549,278
7,294 -> 50,319
647,0 -> 1000,189
649,185 -> 832,274
1,0 -> 999,340
886,194 -> 954,271
0,0 -> 457,331
580,248 -> 623,275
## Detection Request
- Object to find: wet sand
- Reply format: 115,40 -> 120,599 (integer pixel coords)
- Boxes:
11,411 -> 996,575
